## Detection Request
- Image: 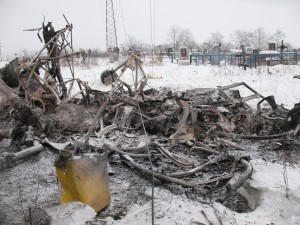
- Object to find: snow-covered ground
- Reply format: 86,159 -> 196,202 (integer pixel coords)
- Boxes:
1,57 -> 300,225
60,57 -> 300,225
62,57 -> 300,110
2,58 -> 300,109
102,159 -> 300,225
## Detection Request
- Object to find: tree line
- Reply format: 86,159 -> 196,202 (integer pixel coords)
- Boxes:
116,26 -> 293,55
7,26 -> 293,60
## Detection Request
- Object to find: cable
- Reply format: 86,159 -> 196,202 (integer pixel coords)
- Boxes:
118,0 -> 128,44
137,101 -> 155,225
150,0 -> 154,70
153,0 -> 156,47
149,0 -> 155,221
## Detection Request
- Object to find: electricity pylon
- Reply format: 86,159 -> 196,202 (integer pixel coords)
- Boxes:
106,0 -> 118,62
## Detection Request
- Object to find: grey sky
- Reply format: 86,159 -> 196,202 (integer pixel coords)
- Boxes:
0,0 -> 299,57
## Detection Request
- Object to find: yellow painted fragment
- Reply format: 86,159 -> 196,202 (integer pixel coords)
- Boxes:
56,153 -> 111,212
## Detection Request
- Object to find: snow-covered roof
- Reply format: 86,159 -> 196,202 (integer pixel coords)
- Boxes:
259,50 -> 280,55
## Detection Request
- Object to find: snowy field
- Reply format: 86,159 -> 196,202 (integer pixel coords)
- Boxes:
1,58 -> 300,225
62,57 -> 300,110
60,57 -> 300,225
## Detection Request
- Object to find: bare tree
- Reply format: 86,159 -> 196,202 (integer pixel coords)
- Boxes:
206,32 -> 224,47
176,29 -> 185,47
120,35 -> 148,53
230,30 -> 250,48
250,27 -> 267,50
167,25 -> 181,51
167,26 -> 198,51
273,30 -> 286,46
180,29 -> 197,47
284,42 -> 293,51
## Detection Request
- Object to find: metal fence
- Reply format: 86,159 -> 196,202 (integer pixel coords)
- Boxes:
168,52 -> 300,67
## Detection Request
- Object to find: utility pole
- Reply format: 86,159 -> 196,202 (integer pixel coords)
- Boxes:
0,43 -> 3,61
106,0 -> 118,62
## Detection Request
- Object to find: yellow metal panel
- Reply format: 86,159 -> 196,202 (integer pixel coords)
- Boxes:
56,153 -> 111,212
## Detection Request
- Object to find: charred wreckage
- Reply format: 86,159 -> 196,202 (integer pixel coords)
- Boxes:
0,19 -> 300,224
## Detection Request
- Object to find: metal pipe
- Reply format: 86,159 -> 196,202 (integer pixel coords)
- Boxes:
15,141 -> 44,160
42,93 -> 57,100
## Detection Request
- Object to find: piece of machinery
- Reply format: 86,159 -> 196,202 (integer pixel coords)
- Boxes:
100,52 -> 147,97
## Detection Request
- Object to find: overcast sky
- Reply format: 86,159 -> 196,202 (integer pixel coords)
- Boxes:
0,0 -> 299,57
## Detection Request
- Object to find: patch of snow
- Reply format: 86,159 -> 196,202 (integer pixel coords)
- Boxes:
259,50 -> 280,55
46,201 -> 96,225
229,49 -> 243,54
104,159 -> 300,225
2,57 -> 300,225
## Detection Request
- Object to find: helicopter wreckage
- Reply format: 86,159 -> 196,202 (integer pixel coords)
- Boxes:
0,18 -> 300,224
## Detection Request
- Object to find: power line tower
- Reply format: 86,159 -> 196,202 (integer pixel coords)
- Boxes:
106,0 -> 118,61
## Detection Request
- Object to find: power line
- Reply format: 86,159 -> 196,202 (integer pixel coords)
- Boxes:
118,0 -> 128,44
150,0 -> 155,69
149,0 -> 154,47
149,1 -> 155,225
0,43 -> 3,61
137,101 -> 155,225
153,0 -> 156,46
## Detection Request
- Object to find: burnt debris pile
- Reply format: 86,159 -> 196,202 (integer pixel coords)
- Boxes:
1,18 -> 300,224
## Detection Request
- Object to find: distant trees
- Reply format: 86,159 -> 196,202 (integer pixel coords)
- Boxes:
250,27 -> 267,50
113,26 -> 291,56
284,42 -> 293,51
202,32 -> 234,52
227,28 -> 288,50
205,32 -> 224,47
168,25 -> 181,50
164,26 -> 291,54
273,30 -> 286,47
76,27 -> 292,58
248,28 -> 287,50
85,48 -> 106,58
118,28 -> 290,55
167,25 -> 198,51
230,30 -> 251,49
120,35 -> 149,54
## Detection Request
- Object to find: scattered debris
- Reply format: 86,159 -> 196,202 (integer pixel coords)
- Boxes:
1,17 -> 300,224
0,140 -> 43,172
56,150 -> 111,213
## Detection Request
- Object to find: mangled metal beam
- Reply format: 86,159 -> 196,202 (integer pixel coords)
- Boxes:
217,158 -> 253,203
101,52 -> 147,97
0,141 -> 44,172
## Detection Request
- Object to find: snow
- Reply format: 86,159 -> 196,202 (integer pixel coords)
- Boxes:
45,201 -> 96,225
229,49 -> 243,54
100,159 -> 300,225
238,159 -> 300,225
62,58 -> 300,109
1,57 -> 300,224
259,50 -> 280,55
59,57 -> 300,225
